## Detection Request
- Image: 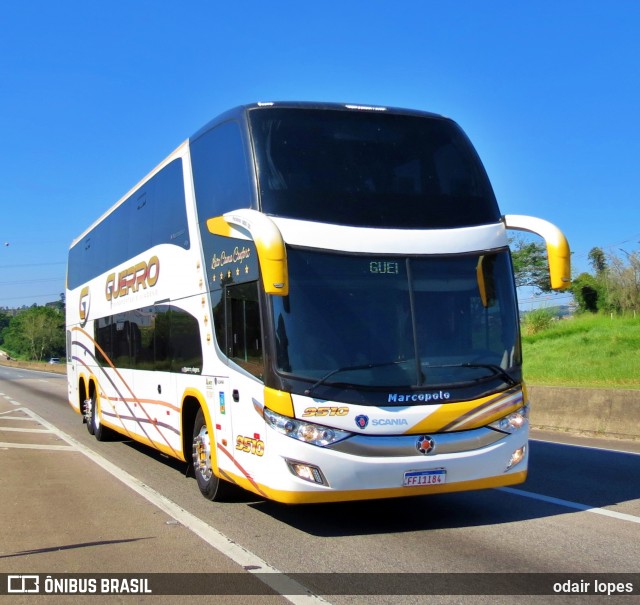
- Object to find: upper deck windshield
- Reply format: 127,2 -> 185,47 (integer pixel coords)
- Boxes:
249,107 -> 500,228
270,248 -> 521,402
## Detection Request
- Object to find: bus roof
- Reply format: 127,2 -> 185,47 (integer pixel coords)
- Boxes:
70,102 -> 449,249
189,101 -> 447,142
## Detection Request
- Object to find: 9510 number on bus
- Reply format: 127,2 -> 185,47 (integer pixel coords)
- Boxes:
403,469 -> 447,487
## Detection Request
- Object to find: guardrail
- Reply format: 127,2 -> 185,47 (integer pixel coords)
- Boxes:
529,385 -> 640,440
0,358 -> 67,375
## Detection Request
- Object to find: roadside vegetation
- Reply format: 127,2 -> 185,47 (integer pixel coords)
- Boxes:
0,303 -> 65,362
513,238 -> 639,389
521,313 -> 640,389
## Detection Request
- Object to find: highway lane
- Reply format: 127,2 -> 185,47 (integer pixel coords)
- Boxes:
1,365 -> 639,604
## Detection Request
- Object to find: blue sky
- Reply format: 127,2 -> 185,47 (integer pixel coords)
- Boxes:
1,1 -> 639,308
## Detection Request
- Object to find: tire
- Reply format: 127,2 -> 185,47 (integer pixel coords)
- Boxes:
192,408 -> 233,501
88,391 -> 110,441
85,395 -> 95,435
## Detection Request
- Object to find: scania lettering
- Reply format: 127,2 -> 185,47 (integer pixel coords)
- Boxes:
371,418 -> 409,426
66,102 -> 570,504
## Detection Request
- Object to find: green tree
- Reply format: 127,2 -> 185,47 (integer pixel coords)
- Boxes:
509,236 -> 551,291
588,247 -> 608,274
574,246 -> 640,315
2,306 -> 65,360
606,251 -> 640,314
570,272 -> 601,313
0,311 -> 10,346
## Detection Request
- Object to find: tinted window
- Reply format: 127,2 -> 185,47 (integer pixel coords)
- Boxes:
94,305 -> 202,374
228,282 -> 263,378
153,305 -> 172,371
191,120 -> 253,221
68,159 -> 189,289
271,247 -> 520,397
211,281 -> 263,379
169,307 -> 204,372
249,108 -> 500,228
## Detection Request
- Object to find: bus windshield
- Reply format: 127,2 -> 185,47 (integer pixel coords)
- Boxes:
271,248 -> 521,396
249,107 -> 500,228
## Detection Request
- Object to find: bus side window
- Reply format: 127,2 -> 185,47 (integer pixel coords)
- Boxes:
95,316 -> 113,366
191,120 -> 253,219
224,281 -> 264,380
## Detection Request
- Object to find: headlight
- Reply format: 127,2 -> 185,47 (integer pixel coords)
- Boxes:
489,405 -> 529,434
264,408 -> 352,447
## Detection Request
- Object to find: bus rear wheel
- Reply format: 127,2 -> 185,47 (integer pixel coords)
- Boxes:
84,395 -> 95,435
86,391 -> 110,441
192,408 -> 233,501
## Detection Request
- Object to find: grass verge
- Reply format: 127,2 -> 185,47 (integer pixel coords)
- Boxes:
522,313 -> 640,388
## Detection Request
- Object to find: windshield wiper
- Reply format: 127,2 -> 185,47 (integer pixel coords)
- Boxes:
420,362 -> 518,387
302,361 -> 517,396
303,360 -> 405,397
460,363 -> 517,386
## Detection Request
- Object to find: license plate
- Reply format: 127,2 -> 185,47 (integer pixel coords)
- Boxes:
403,469 -> 446,487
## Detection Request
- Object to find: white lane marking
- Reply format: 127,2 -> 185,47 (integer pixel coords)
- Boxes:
1,408 -> 64,444
1,394 -> 28,406
498,487 -> 640,524
1,409 -> 34,417
0,442 -> 76,451
0,426 -> 52,433
532,437 -> 640,456
15,407 -> 329,605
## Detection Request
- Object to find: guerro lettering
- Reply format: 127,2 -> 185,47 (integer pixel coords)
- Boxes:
106,256 -> 160,301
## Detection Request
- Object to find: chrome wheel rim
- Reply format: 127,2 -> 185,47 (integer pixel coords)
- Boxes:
193,425 -> 212,480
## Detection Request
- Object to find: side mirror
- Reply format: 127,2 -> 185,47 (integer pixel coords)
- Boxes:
207,209 -> 289,296
504,215 -> 571,290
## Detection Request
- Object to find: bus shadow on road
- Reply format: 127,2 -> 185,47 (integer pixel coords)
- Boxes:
248,440 -> 640,537
103,432 -> 640,536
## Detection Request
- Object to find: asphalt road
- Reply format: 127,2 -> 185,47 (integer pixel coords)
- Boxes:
1,365 -> 639,605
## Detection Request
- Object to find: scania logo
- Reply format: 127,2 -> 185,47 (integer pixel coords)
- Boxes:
416,435 -> 435,455
354,414 -> 369,429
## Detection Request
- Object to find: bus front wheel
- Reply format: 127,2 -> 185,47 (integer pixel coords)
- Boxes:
192,408 -> 233,501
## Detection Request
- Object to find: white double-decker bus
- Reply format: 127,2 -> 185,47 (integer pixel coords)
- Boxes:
66,102 -> 570,503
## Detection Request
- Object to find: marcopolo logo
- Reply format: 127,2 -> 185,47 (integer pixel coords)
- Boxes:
106,256 -> 160,301
387,390 -> 451,404
416,435 -> 435,455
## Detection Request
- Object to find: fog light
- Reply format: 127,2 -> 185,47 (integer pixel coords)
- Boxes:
506,445 -> 526,471
286,460 -> 326,485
